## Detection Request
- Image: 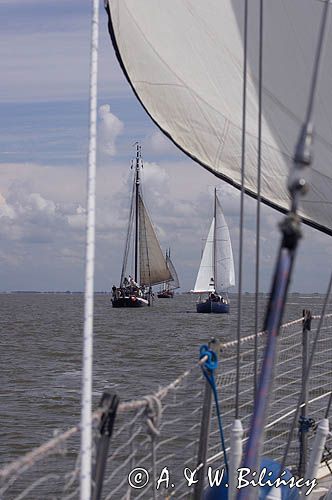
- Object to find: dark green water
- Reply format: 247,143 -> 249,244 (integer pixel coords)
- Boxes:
0,292 -> 329,467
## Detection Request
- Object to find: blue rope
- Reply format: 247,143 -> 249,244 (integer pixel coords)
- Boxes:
199,345 -> 229,478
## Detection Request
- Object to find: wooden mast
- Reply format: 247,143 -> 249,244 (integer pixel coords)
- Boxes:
134,143 -> 141,283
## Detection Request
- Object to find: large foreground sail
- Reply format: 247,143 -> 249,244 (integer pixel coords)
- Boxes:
105,0 -> 332,235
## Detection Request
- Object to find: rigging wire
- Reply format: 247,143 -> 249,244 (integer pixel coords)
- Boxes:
235,0 -> 249,421
239,2 -> 331,493
290,0 -> 331,214
254,0 -> 264,402
281,271 -> 332,472
304,0 -> 330,127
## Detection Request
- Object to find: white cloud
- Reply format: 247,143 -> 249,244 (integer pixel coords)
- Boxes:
98,105 -> 124,156
0,152 -> 331,292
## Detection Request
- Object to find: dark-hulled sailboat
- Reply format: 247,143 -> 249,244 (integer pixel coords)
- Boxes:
157,249 -> 180,298
111,144 -> 172,308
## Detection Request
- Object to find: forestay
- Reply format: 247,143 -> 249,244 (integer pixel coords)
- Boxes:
138,195 -> 172,286
105,0 -> 332,235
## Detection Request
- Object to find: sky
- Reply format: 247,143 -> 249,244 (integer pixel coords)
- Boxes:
0,0 -> 331,293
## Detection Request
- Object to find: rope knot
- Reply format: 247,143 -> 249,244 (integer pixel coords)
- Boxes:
144,396 -> 162,438
199,344 -> 218,372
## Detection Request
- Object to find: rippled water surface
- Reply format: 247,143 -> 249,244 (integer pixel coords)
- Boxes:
0,292 -> 330,467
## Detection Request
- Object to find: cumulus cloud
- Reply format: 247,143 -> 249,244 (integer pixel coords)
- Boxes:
0,182 -> 86,245
98,105 -> 124,156
0,154 -> 330,292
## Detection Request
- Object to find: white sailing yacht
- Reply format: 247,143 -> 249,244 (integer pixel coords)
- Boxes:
191,189 -> 235,313
111,144 -> 172,307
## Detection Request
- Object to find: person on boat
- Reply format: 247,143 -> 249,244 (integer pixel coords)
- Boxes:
129,275 -> 139,290
123,276 -> 129,288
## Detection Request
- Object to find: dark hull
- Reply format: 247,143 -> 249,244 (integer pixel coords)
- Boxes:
196,300 -> 230,314
111,296 -> 147,308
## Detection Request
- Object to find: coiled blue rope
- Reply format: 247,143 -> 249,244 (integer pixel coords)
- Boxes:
199,345 -> 229,478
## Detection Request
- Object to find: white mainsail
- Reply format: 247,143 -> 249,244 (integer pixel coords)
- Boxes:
138,194 -> 172,286
215,195 -> 235,292
106,0 -> 332,235
192,219 -> 215,294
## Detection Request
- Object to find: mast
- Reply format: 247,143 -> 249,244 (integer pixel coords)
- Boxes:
213,188 -> 217,292
134,143 -> 141,283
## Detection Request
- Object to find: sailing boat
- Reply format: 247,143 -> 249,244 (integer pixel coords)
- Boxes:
191,189 -> 235,313
111,144 -> 172,308
157,249 -> 180,298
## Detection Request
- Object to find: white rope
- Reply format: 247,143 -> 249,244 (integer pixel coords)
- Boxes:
222,313 -> 332,350
80,0 -> 100,498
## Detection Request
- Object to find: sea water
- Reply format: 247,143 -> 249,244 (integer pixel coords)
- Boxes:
0,292 -> 330,467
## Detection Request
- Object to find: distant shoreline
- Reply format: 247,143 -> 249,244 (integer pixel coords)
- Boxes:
0,291 -> 323,296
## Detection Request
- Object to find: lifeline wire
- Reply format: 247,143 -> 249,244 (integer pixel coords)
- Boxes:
254,0 -> 264,402
236,0 -> 249,421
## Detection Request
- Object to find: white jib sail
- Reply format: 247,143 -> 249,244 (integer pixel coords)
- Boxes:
106,0 -> 332,235
214,195 -> 235,292
138,195 -> 172,286
192,219 -> 215,294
